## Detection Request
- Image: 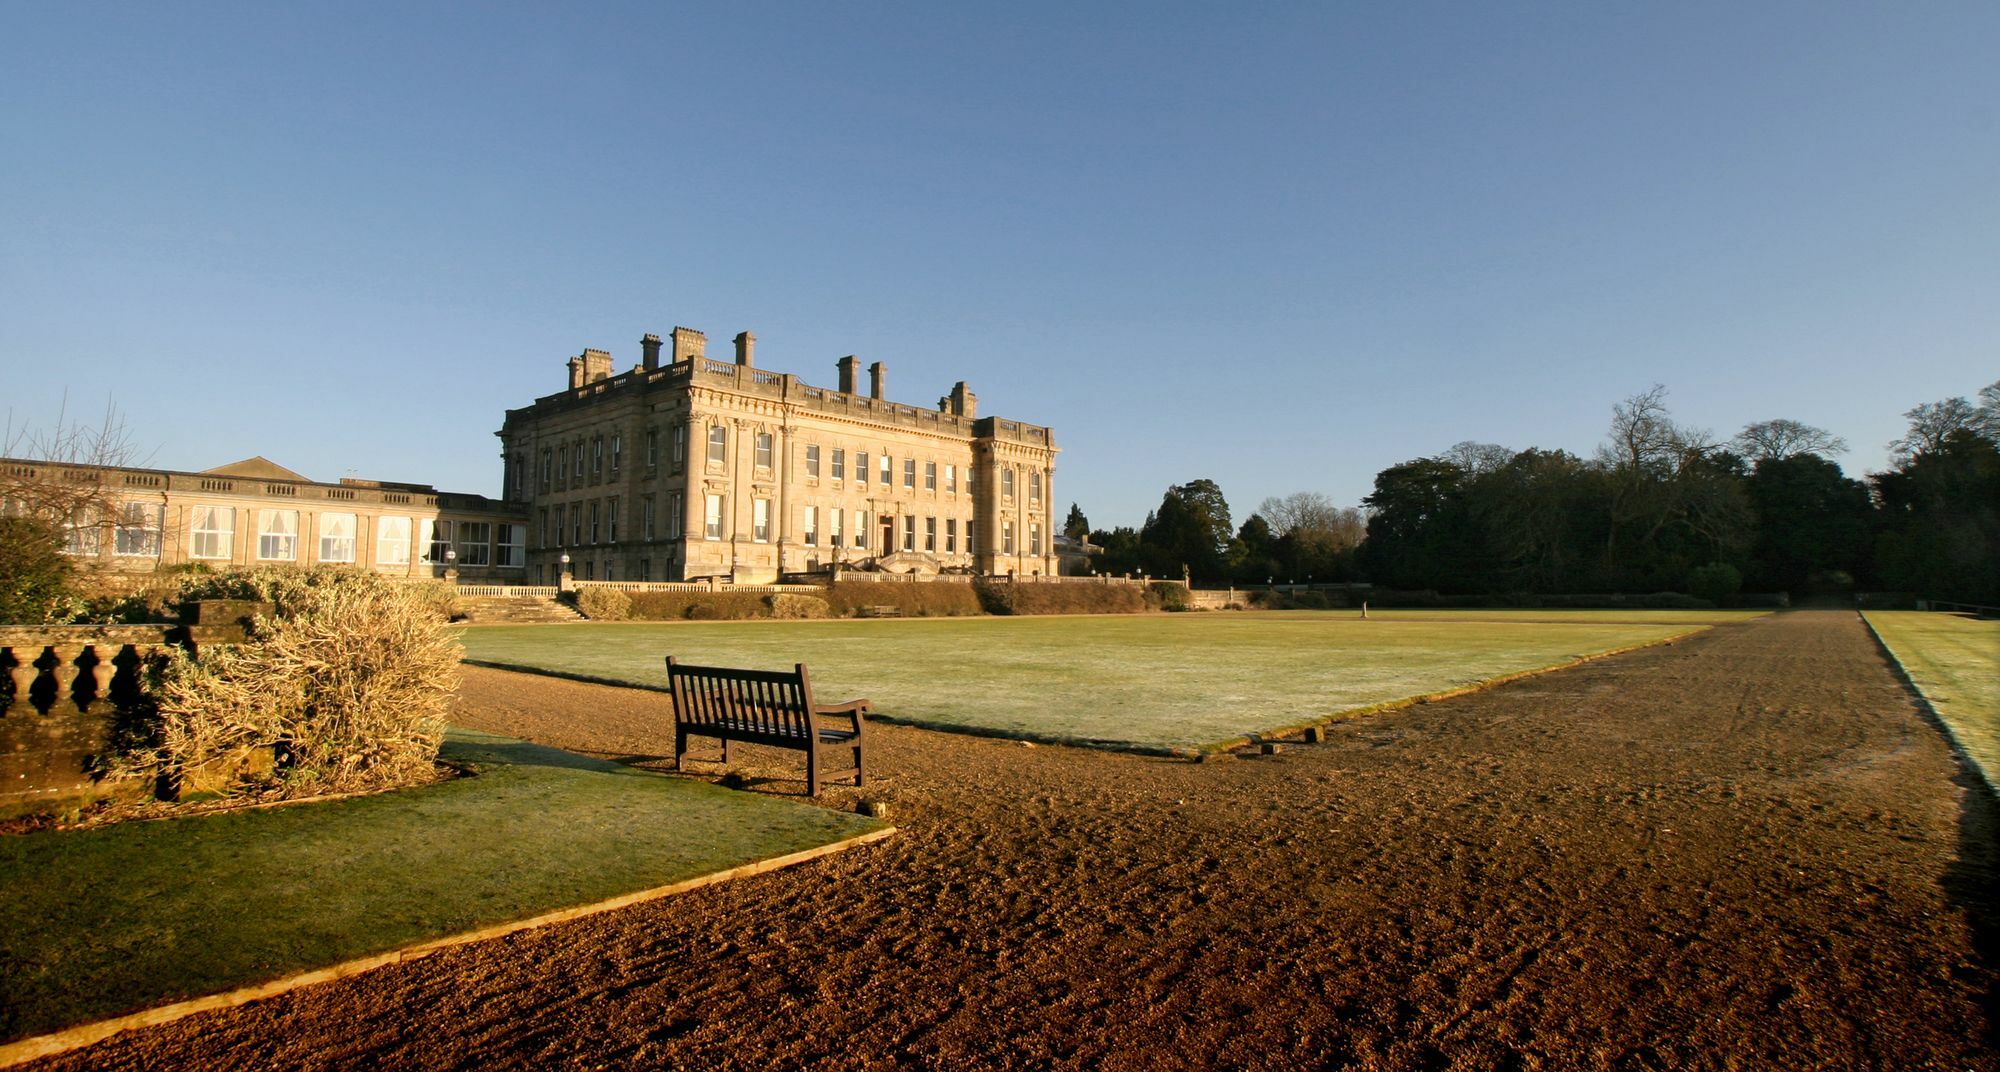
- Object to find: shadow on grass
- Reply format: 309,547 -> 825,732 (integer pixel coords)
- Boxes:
0,728 -> 886,1048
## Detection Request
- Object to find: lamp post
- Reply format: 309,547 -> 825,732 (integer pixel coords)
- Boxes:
444,548 -> 458,586
559,552 -> 574,593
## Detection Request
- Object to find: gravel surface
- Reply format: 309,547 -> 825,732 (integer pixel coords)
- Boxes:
23,610 -> 1997,1071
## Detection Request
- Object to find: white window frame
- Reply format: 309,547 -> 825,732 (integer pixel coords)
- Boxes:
902,515 -> 915,552
853,509 -> 867,549
192,505 -> 234,560
832,448 -> 846,481
704,494 -> 724,540
257,509 -> 299,561
804,505 -> 819,546
880,454 -> 893,485
318,512 -> 357,564
753,498 -> 770,542
946,464 -> 957,494
1002,469 -> 1015,499
856,452 -> 869,487
924,516 -> 936,552
706,425 -> 727,465
1003,519 -> 1015,555
806,444 -> 821,478
377,516 -> 412,567
755,432 -> 773,470
829,506 -> 843,547
607,497 -> 619,543
498,524 -> 525,568
945,518 -> 957,554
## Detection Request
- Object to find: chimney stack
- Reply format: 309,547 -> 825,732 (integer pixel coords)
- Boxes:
580,348 -> 613,384
568,356 -> 585,389
734,331 -> 755,367
837,355 -> 861,395
947,381 -> 977,418
671,326 -> 707,364
641,333 -> 662,370
869,361 -> 886,400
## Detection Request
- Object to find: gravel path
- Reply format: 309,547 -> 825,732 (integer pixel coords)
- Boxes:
26,610 -> 1997,1071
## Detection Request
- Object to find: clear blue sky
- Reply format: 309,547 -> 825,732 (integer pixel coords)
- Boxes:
4,3 -> 1994,528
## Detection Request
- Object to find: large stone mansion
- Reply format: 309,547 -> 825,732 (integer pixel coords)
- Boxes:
499,327 -> 1060,584
7,323 -> 1060,586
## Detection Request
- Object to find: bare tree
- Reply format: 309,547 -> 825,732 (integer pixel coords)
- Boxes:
1888,396 -> 1980,462
2,396 -> 156,558
1597,384 -> 1713,472
1730,419 -> 1848,462
1975,380 -> 2000,441
1257,492 -> 1342,537
1435,441 -> 1514,475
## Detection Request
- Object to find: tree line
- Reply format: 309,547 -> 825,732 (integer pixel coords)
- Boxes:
1076,380 -> 2000,604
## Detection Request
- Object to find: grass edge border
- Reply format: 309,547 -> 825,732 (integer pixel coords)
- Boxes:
0,826 -> 897,1069
1857,611 -> 1998,798
1196,625 -> 1717,754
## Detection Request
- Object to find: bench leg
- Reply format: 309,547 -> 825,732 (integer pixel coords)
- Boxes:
722,736 -> 731,765
675,730 -> 687,772
806,746 -> 820,797
853,744 -> 865,787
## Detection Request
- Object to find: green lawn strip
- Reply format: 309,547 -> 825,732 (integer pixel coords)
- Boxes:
1340,609 -> 1770,625
1862,611 -> 2000,792
0,728 -> 885,1045
459,614 -> 1715,753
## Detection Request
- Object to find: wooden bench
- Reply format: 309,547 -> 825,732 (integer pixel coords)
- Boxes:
857,605 -> 903,618
665,656 -> 871,796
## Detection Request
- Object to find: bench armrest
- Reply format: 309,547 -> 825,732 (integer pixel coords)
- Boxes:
816,698 -> 872,723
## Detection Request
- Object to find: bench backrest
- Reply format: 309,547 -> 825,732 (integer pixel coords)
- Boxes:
666,657 -> 819,739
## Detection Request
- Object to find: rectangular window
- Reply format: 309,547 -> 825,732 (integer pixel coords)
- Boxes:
110,502 -> 161,558
671,424 -> 687,466
498,525 -> 524,568
1031,523 -> 1042,556
592,437 -> 604,480
646,430 -> 659,469
540,448 -> 552,492
755,432 -> 773,470
806,444 -> 821,478
945,518 -> 957,554
557,446 -> 569,489
1003,520 -> 1015,555
881,454 -> 893,485
429,519 -> 454,565
571,504 -> 582,546
611,434 -> 622,475
668,492 -> 683,539
573,442 -> 584,478
829,505 -> 843,547
804,505 -> 819,546
643,496 -> 656,541
925,516 -> 936,552
378,516 -> 412,566
604,559 -> 615,581
902,515 -> 916,552
552,505 -> 565,547
257,509 -> 299,561
966,521 -> 975,556
1030,471 -> 1042,503
192,505 -> 234,560
904,458 -> 916,489
457,521 -> 492,567
589,501 -> 601,544
946,464 -> 957,494
607,497 -> 619,543
318,512 -> 357,563
753,498 -> 770,542
704,495 -> 724,540
925,461 -> 936,491
1002,469 -> 1015,499
832,448 -> 846,481
856,452 -> 869,487
707,425 -> 727,465
509,455 -> 523,500
853,509 -> 867,549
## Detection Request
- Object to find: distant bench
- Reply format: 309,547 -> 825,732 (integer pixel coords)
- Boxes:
665,656 -> 871,797
857,605 -> 904,618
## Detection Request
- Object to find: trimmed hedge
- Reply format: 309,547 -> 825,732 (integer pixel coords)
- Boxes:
975,581 -> 1149,616
820,581 -> 983,618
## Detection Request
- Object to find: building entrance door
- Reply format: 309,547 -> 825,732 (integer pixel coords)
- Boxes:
880,516 -> 895,554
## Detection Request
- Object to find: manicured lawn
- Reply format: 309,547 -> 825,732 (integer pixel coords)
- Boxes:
459,612 -> 1723,752
1864,610 -> 2000,790
0,729 -> 886,1046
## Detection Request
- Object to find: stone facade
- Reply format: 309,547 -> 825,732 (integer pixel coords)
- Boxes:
497,326 -> 1061,584
0,455 -> 527,583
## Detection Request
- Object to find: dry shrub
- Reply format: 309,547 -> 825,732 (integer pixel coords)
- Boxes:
975,581 -> 1148,616
770,593 -> 832,619
167,565 -> 461,622
821,580 -> 983,617
627,591 -> 773,620
574,586 -> 632,620
128,575 -> 460,799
